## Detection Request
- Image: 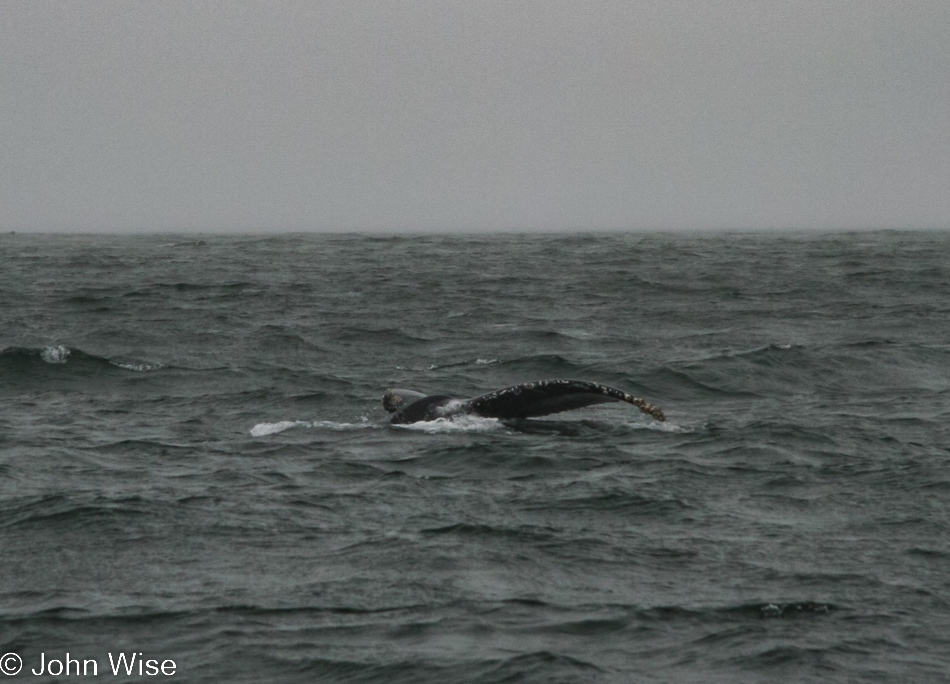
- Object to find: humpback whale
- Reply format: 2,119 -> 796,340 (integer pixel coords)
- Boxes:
382,379 -> 665,424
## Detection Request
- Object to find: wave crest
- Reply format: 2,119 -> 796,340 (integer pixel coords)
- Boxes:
0,346 -> 164,374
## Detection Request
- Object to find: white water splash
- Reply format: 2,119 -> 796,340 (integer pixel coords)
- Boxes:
250,419 -> 377,436
251,421 -> 306,436
393,415 -> 503,434
40,345 -> 70,364
110,360 -> 165,372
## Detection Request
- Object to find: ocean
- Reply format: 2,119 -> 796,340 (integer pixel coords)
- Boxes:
1,230 -> 949,683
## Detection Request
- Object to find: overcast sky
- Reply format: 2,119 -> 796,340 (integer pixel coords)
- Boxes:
3,1 -> 949,232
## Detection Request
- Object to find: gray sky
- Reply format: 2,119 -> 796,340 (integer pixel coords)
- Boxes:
3,1 -> 949,232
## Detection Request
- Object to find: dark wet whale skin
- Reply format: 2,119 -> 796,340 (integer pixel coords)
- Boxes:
384,379 -> 666,424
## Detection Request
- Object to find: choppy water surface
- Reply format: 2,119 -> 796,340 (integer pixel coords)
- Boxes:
2,231 -> 949,682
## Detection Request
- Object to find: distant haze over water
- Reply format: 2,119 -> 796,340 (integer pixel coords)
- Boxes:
3,2 -> 950,232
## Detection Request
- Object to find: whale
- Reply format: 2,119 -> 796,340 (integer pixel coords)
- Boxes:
382,379 -> 665,424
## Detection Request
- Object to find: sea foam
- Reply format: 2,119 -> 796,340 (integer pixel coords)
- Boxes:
250,419 -> 376,436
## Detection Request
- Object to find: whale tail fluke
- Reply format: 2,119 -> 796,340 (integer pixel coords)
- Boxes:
464,379 -> 665,421
383,379 -> 665,424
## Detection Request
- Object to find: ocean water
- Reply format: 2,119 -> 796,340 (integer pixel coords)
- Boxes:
1,230 -> 949,683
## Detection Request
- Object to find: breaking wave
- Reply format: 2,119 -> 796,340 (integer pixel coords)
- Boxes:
0,346 -> 165,374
